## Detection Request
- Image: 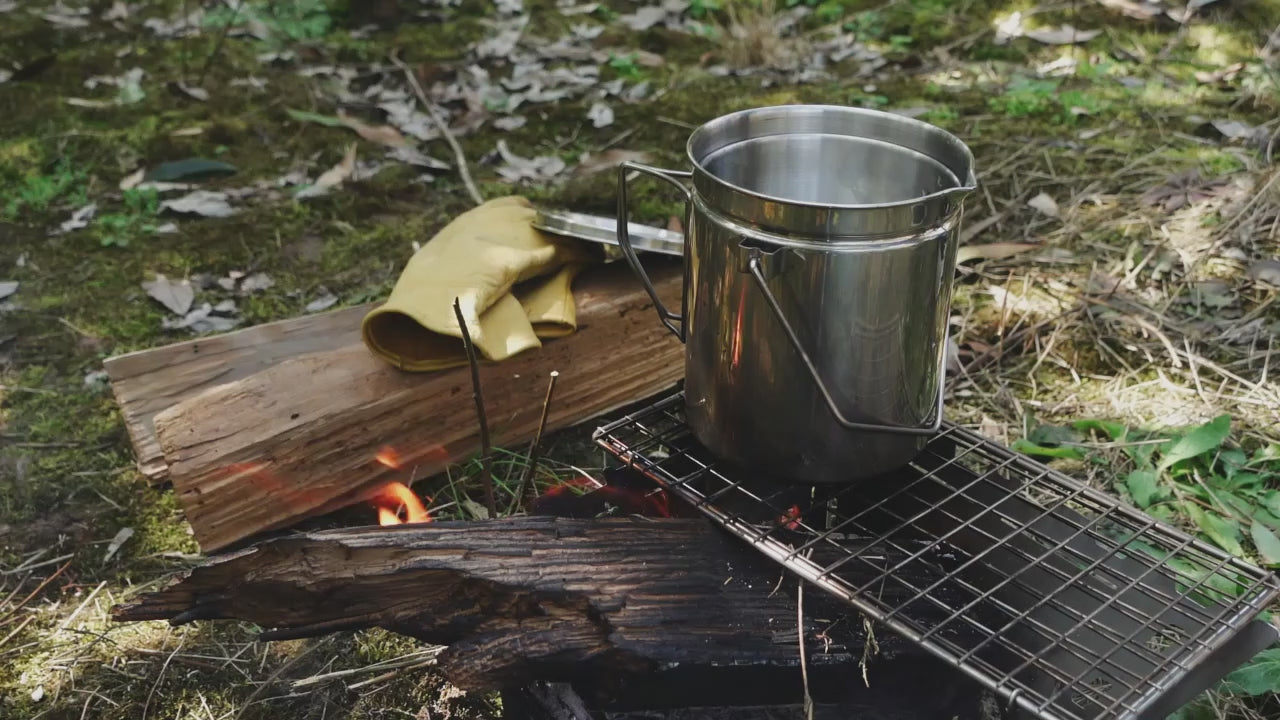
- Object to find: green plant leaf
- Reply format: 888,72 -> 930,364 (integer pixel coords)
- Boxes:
1253,506 -> 1280,531
1224,472 -> 1265,491
286,108 -> 346,127
1251,522 -> 1280,567
1219,448 -> 1247,478
144,158 -> 238,183
1157,415 -> 1231,472
1221,491 -> 1259,519
1222,648 -> 1280,696
1010,438 -> 1084,460
1263,491 -> 1280,518
1124,469 -> 1161,508
1027,424 -> 1079,446
1248,443 -> 1280,467
1186,505 -> 1244,557
1071,418 -> 1127,441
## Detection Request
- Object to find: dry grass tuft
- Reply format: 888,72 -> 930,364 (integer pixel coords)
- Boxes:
715,0 -> 809,69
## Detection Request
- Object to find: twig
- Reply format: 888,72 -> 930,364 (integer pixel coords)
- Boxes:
391,50 -> 484,207
196,0 -> 244,86
453,298 -> 497,519
290,647 -> 443,690
233,640 -> 325,720
1,553 -> 75,574
0,615 -> 34,650
180,0 -> 190,82
141,634 -> 184,720
0,560 -> 71,625
513,371 -> 559,513
797,569 -> 813,720
59,580 -> 106,631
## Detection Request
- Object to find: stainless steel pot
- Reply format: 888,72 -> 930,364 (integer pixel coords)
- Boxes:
616,104 -> 977,484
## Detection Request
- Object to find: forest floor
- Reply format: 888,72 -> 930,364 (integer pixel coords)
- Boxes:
2,0 -> 1279,718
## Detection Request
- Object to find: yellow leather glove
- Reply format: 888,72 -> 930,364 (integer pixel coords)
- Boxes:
361,196 -> 598,372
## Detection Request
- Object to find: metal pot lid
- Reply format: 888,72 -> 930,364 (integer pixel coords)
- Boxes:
533,208 -> 684,258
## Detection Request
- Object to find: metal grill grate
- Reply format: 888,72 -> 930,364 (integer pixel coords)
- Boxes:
592,391 -> 1280,720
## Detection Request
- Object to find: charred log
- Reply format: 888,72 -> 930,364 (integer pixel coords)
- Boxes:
112,516 -> 963,693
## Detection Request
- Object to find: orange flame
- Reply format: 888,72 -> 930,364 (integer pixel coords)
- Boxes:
371,482 -> 431,525
374,446 -> 403,470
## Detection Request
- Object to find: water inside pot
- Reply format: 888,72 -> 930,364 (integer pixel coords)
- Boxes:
700,132 -> 961,207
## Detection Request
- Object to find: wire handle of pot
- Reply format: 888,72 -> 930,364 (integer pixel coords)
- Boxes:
617,161 -> 693,342
745,253 -> 946,436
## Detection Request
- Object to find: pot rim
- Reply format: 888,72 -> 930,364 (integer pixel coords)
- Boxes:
682,104 -> 979,214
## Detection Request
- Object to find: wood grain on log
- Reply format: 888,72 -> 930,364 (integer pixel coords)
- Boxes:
111,516 -> 912,692
148,260 -> 684,552
103,305 -> 370,482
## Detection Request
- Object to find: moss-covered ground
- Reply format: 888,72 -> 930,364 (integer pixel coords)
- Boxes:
2,0 -> 1279,718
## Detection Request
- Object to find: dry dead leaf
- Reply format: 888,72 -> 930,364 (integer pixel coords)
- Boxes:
102,1 -> 129,21
119,167 -> 145,191
1195,62 -> 1246,85
238,272 -> 274,293
297,144 -> 358,198
574,149 -> 651,177
1023,25 -> 1101,45
160,190 -> 238,217
587,101 -> 614,128
57,203 -> 97,233
1027,192 -> 1061,218
494,115 -> 527,131
306,290 -> 339,313
1248,259 -> 1280,287
337,109 -> 409,148
142,274 -> 195,316
956,243 -> 1040,264
102,526 -> 134,563
619,6 -> 666,30
1209,119 -> 1255,140
162,302 -> 241,334
495,140 -> 566,182
387,146 -> 450,171
171,81 -> 209,101
1092,0 -> 1162,20
1139,170 -> 1234,213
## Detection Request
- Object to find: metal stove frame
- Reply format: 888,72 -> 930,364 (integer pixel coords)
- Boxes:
592,391 -> 1280,720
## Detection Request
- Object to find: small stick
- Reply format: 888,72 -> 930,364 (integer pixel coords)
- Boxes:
453,298 -> 497,519
0,615 -> 34,650
0,560 -> 72,626
391,50 -> 484,207
196,0 -> 244,86
514,371 -> 559,512
797,568 -> 814,720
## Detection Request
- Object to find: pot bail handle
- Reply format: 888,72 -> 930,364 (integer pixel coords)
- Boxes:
617,161 -> 692,342
744,249 -> 946,436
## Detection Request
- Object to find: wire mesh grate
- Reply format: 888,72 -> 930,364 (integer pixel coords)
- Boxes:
592,391 -> 1280,720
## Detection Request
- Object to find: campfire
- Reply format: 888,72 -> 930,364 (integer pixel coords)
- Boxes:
99,106 -> 1278,720
108,382 -> 1280,720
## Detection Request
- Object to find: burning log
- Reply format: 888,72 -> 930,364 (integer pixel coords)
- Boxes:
111,515 -> 954,695
127,259 -> 683,552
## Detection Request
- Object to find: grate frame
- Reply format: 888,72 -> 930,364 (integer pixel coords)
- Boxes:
591,391 -> 1280,720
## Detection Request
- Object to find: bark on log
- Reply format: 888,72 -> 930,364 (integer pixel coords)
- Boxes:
148,259 -> 684,552
103,304 -> 370,483
110,516 -> 928,693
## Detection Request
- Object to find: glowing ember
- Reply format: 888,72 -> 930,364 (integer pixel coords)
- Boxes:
370,482 -> 431,525
532,476 -> 673,518
778,505 -> 802,530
